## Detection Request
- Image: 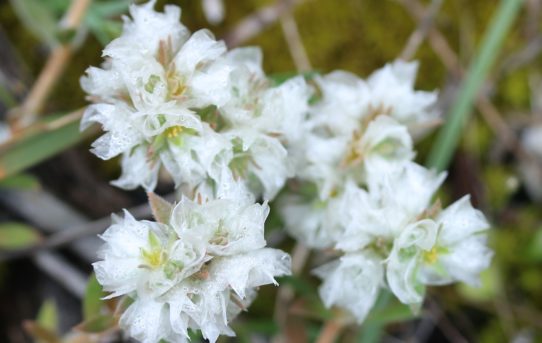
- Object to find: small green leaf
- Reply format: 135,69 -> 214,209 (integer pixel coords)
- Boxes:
0,222 -> 41,250
37,299 -> 58,333
9,0 -> 59,47
75,314 -> 116,333
0,110 -> 95,181
147,192 -> 173,224
83,273 -> 106,320
23,320 -> 61,343
84,1 -> 130,45
526,227 -> 542,262
0,173 -> 40,190
364,302 -> 417,325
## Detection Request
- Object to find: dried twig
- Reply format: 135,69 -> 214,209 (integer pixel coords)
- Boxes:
399,0 -> 443,61
33,251 -> 87,298
280,6 -> 312,72
398,0 -> 535,165
11,0 -> 92,129
0,192 -> 175,262
223,0 -> 307,48
315,319 -> 345,343
272,244 -> 310,343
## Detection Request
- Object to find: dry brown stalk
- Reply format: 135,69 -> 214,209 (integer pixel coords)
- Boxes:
11,0 -> 92,130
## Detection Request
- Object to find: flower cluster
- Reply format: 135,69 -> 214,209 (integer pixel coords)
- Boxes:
81,0 -> 309,200
83,1 -> 494,341
84,2 -> 299,342
279,62 -> 492,322
95,194 -> 290,343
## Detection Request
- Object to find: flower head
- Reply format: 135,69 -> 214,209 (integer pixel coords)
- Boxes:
94,196 -> 291,343
81,2 -> 310,200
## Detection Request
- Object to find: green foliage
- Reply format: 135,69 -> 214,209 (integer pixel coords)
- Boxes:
10,0 -> 130,48
483,165 -> 518,211
0,222 -> 41,250
22,300 -> 61,343
0,111 -> 95,181
85,1 -> 132,46
83,273 -> 106,320
357,291 -> 418,343
37,299 -> 59,333
9,0 -> 59,47
0,173 -> 40,191
427,0 -> 525,170
76,314 -> 116,333
526,227 -> 542,262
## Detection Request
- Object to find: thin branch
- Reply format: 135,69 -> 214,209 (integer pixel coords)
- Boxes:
398,0 -> 462,75
399,0 -> 443,61
315,319 -> 345,343
272,244 -> 311,343
427,299 -> 469,343
0,193 -> 174,262
223,0 -> 307,48
11,0 -> 92,129
33,251 -> 87,298
398,0 -> 535,165
280,7 -> 312,72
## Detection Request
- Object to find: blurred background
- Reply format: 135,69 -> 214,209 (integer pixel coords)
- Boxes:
0,0 -> 541,342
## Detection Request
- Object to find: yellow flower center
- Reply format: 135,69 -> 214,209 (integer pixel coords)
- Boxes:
141,248 -> 165,268
423,246 -> 439,264
164,125 -> 183,139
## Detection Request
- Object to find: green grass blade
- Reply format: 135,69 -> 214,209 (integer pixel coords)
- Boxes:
426,0 -> 524,171
0,109 -> 95,180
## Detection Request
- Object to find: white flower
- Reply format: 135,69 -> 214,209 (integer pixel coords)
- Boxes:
81,2 -> 230,192
82,2 -> 310,199
314,253 -> 383,323
365,60 -> 439,134
294,62 -> 431,200
308,71 -> 368,136
307,60 -> 438,138
419,195 -> 493,286
364,161 -> 446,227
329,162 -> 441,252
94,197 -> 291,343
297,115 -> 415,200
216,48 -> 310,199
278,192 -> 339,249
386,196 -> 491,305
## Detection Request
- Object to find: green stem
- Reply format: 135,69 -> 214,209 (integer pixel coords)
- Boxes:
426,0 -> 524,171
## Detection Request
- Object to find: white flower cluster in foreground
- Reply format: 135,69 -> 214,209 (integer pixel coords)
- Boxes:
85,2 -> 296,342
81,0 -> 309,200
280,62 -> 492,322
83,1 -> 493,341
95,194 -> 289,343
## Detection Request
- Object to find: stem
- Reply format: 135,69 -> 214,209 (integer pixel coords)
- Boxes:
426,0 -> 525,171
13,0 -> 92,129
315,320 -> 344,343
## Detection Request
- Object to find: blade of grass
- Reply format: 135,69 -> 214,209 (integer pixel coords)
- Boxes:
426,0 -> 525,171
0,109 -> 95,180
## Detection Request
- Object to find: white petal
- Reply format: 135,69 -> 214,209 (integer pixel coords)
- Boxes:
174,29 -> 226,76
386,219 -> 439,305
437,195 -> 490,245
111,145 -> 160,191
314,253 -> 383,323
120,298 -> 176,343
